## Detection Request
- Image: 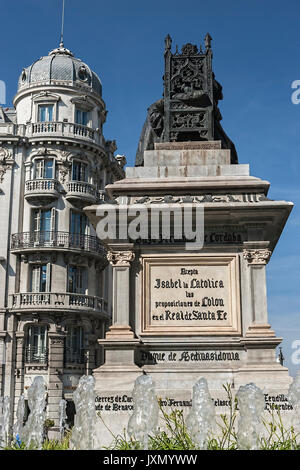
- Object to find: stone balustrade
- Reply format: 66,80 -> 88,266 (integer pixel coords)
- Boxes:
0,121 -> 105,146
25,179 -> 60,200
66,180 -> 98,203
10,292 -> 108,315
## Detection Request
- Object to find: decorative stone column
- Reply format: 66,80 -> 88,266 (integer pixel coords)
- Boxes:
243,242 -> 275,337
47,331 -> 66,431
105,246 -> 136,339
94,244 -> 141,381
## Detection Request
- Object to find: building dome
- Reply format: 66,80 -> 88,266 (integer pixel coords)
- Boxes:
17,43 -> 102,97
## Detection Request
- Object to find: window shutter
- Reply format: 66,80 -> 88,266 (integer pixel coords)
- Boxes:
33,210 -> 40,233
27,326 -> 32,348
31,266 -> 40,293
46,263 -> 51,292
41,326 -> 47,351
83,268 -> 88,294
50,208 -> 56,234
36,159 -> 44,179
48,106 -> 53,122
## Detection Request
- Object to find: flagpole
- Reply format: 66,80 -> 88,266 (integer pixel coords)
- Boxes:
60,0 -> 65,46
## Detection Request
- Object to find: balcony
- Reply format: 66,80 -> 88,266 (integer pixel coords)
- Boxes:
27,122 -> 104,146
11,231 -> 106,258
10,292 -> 109,317
66,181 -> 97,205
25,179 -> 60,202
25,346 -> 48,364
0,122 -> 106,147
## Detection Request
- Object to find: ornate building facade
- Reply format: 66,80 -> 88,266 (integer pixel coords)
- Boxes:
0,42 -> 125,429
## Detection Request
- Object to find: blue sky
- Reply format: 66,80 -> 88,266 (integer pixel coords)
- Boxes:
1,0 -> 300,376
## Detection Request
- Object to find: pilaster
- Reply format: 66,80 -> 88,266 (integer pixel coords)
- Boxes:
47,332 -> 66,429
243,242 -> 275,338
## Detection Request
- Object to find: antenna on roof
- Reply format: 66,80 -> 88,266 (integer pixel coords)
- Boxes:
60,0 -> 65,47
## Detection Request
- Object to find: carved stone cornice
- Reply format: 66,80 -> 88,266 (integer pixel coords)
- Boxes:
48,332 -> 66,346
21,252 -> 57,264
243,248 -> 271,265
133,193 -> 272,205
49,336 -> 65,346
107,250 -> 135,267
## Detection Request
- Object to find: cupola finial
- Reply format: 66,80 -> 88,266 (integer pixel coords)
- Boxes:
60,0 -> 66,48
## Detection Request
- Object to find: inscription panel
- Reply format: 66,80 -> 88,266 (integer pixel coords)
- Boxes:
141,254 -> 241,335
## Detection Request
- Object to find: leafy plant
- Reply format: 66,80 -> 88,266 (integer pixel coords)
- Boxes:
260,407 -> 300,450
44,419 -> 55,429
3,383 -> 300,450
150,401 -> 196,450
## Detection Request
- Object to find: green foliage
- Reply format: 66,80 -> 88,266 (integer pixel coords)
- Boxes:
107,382 -> 300,451
3,384 -> 300,450
44,419 -> 55,429
208,383 -> 238,450
41,431 -> 71,450
150,401 -> 196,450
3,430 -> 72,451
260,407 -> 300,450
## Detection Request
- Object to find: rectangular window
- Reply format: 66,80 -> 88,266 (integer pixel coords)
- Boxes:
38,105 -> 54,122
75,109 -> 88,126
65,326 -> 84,363
70,210 -> 88,235
30,264 -> 51,292
34,158 -> 55,179
26,325 -> 48,363
71,161 -> 88,182
32,208 -> 56,244
68,266 -> 87,294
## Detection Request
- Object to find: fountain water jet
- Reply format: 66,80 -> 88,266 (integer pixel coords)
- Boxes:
0,396 -> 11,448
127,375 -> 159,449
236,382 -> 265,450
14,394 -> 25,441
70,375 -> 101,450
22,376 -> 46,449
287,372 -> 300,425
59,399 -> 67,440
186,377 -> 215,449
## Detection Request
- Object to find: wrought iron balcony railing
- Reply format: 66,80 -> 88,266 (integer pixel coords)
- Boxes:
11,292 -> 108,315
25,346 -> 48,364
64,347 -> 85,365
11,231 -> 106,256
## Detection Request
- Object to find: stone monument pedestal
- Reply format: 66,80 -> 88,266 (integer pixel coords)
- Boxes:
85,141 -> 294,446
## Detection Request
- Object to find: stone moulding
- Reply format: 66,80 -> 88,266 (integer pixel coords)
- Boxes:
243,249 -> 272,265
133,193 -> 272,205
140,253 -> 241,336
107,250 -> 135,267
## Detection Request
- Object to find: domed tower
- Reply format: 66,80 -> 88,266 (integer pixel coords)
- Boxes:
0,42 -> 125,430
